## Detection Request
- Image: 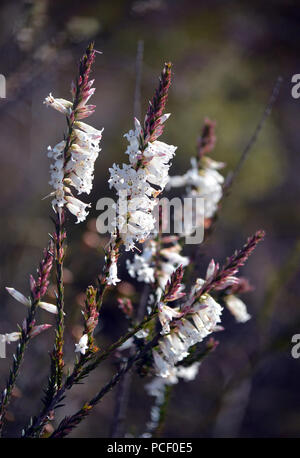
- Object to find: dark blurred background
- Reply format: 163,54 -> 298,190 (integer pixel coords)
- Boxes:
0,0 -> 300,438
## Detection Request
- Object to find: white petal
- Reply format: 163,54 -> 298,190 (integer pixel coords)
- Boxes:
38,302 -> 58,314
225,295 -> 251,323
6,287 -> 30,306
206,259 -> 216,279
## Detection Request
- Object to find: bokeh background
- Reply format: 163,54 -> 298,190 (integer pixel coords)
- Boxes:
0,0 -> 300,438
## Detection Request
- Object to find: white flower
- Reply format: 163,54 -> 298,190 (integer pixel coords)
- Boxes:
143,142 -> 177,189
38,302 -> 58,315
65,195 -> 91,224
127,256 -> 155,284
75,122 -> 103,139
107,254 -> 121,286
75,334 -> 89,355
225,294 -> 251,323
44,93 -> 72,115
176,362 -> 201,381
159,332 -> 188,364
152,349 -> 172,378
127,234 -> 189,306
152,293 -> 222,378
177,318 -> 201,347
158,303 -> 182,335
145,361 -> 200,407
126,242 -> 156,283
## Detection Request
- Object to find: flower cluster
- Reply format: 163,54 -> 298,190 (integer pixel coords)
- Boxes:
153,293 -> 222,379
168,156 -> 224,231
0,42 -> 268,440
168,118 -> 224,231
127,236 -> 189,292
108,118 -> 176,251
44,43 -> 103,223
127,120 -> 221,293
126,240 -> 156,284
150,242 -> 261,381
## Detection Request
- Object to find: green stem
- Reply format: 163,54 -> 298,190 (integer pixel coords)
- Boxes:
23,309 -> 157,437
50,332 -> 161,438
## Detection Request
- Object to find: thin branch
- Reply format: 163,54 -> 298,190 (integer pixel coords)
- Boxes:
110,283 -> 151,437
27,261 -> 183,437
23,309 -> 157,437
50,333 -> 161,438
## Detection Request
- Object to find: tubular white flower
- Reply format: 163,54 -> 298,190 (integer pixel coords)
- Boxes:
75,122 -> 104,139
38,302 -> 58,315
152,293 -> 222,378
152,349 -> 172,378
65,195 -> 91,224
44,93 -> 73,115
159,333 -> 189,363
224,294 -> 251,323
75,334 -> 89,355
107,254 -> 121,286
158,303 -> 182,335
